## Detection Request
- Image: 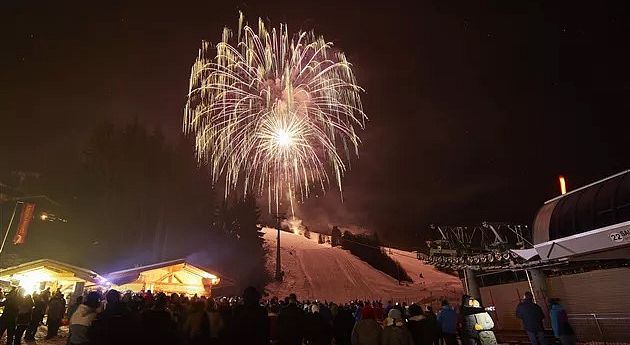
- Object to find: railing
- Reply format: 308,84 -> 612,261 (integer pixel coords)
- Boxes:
568,313 -> 630,344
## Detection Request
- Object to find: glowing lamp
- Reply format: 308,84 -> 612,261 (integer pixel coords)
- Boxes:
559,176 -> 567,195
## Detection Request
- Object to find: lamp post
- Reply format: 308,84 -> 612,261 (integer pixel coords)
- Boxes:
0,195 -> 61,256
0,201 -> 22,255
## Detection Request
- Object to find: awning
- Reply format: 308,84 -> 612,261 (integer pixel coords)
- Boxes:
534,220 -> 630,260
509,248 -> 540,261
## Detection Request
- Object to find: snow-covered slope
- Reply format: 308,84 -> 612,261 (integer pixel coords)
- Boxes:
263,228 -> 462,303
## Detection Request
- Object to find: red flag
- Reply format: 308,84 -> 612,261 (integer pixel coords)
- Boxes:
13,203 -> 35,245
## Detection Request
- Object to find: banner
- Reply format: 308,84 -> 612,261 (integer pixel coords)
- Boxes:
13,202 -> 35,245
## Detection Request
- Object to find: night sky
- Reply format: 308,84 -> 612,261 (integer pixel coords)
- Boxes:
2,1 -> 629,240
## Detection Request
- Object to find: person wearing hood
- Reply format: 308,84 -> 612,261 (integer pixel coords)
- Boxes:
230,286 -> 269,345
407,304 -> 432,345
351,304 -> 381,345
304,304 -> 332,345
436,300 -> 457,345
68,291 -> 100,345
548,299 -> 575,345
460,296 -> 497,345
381,309 -> 413,345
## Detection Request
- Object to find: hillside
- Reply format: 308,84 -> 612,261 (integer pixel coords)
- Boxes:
263,228 -> 463,303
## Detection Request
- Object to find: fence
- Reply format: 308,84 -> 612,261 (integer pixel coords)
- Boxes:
568,313 -> 630,344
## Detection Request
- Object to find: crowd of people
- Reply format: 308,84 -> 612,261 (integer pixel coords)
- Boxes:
0,284 -> 576,345
0,286 -> 66,344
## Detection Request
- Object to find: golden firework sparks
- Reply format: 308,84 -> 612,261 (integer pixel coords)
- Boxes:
184,13 -> 367,211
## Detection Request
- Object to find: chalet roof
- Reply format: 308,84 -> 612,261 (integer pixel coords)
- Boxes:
0,258 -> 106,285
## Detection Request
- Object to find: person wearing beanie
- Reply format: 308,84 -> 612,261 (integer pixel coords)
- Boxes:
408,303 -> 434,345
351,304 -> 381,345
382,308 -> 413,345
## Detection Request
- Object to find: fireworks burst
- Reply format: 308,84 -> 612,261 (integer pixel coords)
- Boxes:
184,13 -> 367,211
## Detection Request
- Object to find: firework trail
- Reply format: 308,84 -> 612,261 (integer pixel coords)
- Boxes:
184,13 -> 367,212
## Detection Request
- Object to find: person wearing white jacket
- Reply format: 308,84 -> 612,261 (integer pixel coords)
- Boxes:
68,292 -> 101,345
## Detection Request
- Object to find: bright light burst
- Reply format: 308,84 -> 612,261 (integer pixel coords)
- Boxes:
184,13 -> 367,211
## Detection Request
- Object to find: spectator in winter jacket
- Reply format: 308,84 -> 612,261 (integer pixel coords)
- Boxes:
423,306 -> 440,345
351,304 -> 381,345
304,304 -> 333,345
436,300 -> 457,345
206,299 -> 225,343
89,289 -> 140,345
230,287 -> 269,345
68,291 -> 100,345
373,302 -> 385,323
333,306 -> 356,345
14,292 -> 34,345
40,288 -> 51,305
319,303 -> 334,325
141,293 -> 178,345
0,287 -> 20,344
381,308 -> 413,345
384,301 -> 393,320
183,300 -> 210,345
24,292 -> 46,341
516,291 -> 547,345
460,296 -> 497,345
278,294 -> 305,345
407,304 -> 432,345
45,292 -> 66,339
549,299 -> 575,345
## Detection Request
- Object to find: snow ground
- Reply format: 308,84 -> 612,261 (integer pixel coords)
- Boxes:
1,326 -> 69,345
263,228 -> 462,304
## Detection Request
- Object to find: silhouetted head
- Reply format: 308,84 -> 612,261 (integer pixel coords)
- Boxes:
106,289 -> 121,305
155,292 -> 168,309
441,300 -> 449,307
242,286 -> 260,306
524,291 -> 533,300
408,304 -> 423,317
85,291 -> 100,309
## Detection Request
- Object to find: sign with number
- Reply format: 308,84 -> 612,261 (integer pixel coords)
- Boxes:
609,229 -> 630,243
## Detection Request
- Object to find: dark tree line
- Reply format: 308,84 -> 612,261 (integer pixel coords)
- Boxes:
340,231 -> 412,282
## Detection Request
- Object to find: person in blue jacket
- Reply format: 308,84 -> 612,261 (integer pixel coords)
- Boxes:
548,299 -> 576,345
436,300 -> 457,345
